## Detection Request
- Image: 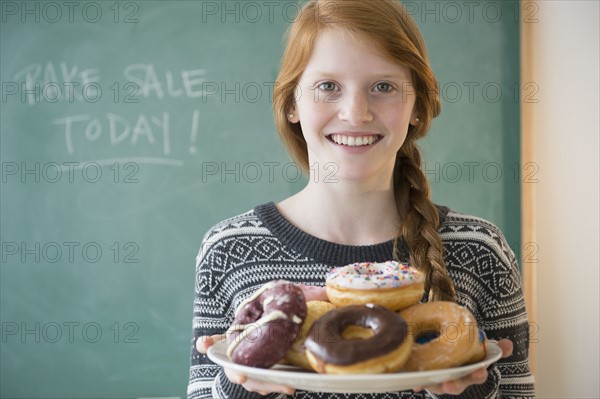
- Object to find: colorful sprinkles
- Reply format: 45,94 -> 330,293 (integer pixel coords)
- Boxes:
326,261 -> 423,290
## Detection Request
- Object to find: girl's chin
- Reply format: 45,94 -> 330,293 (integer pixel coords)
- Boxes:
318,165 -> 390,184
306,153 -> 395,184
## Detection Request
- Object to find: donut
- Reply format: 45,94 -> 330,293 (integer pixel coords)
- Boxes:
284,300 -> 335,370
399,301 -> 487,371
304,304 -> 414,374
326,261 -> 424,311
225,280 -> 307,368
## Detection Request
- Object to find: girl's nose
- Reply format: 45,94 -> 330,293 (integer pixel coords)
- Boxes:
338,91 -> 373,125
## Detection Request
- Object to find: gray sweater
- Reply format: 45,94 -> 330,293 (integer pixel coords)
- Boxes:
187,202 -> 535,398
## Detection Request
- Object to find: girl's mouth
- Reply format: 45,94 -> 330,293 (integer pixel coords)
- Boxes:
326,134 -> 383,147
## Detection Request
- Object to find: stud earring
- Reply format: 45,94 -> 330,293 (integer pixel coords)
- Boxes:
288,114 -> 294,118
415,117 -> 420,123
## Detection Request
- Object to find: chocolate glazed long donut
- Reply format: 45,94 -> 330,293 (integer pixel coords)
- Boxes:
304,304 -> 413,374
226,281 -> 307,368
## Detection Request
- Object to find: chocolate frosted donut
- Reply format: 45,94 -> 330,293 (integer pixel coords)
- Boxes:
226,280 -> 307,368
305,304 -> 413,374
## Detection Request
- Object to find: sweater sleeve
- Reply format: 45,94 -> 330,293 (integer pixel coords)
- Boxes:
440,216 -> 536,399
187,228 -> 226,399
187,224 -> 279,399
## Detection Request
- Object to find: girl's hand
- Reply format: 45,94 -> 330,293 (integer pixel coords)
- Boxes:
297,284 -> 328,301
195,333 -> 225,354
194,284 -> 326,396
223,367 -> 295,396
412,338 -> 513,395
195,334 -> 296,396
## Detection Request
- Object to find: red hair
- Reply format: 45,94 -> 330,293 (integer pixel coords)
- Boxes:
273,0 -> 455,301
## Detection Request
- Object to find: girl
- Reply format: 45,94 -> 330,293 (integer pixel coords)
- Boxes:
188,0 -> 534,398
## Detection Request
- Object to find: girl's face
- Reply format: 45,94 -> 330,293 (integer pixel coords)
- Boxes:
290,29 -> 417,184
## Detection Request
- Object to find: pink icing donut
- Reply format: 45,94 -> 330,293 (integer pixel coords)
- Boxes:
326,261 -> 424,311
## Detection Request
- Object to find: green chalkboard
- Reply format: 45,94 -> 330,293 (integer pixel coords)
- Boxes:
0,1 -> 521,397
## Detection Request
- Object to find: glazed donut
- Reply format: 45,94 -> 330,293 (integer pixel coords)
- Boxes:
399,301 -> 487,371
284,300 -> 335,370
304,304 -> 413,374
226,280 -> 307,368
326,261 -> 424,311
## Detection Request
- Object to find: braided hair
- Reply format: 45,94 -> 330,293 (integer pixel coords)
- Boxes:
273,0 -> 456,301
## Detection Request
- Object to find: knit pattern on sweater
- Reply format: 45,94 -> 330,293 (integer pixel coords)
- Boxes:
187,203 -> 535,399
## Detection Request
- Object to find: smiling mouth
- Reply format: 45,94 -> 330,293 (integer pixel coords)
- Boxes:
326,134 -> 383,147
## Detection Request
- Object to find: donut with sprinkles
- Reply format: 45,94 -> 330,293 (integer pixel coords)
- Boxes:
325,261 -> 424,311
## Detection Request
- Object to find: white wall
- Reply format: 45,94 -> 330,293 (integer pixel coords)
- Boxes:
532,1 -> 600,397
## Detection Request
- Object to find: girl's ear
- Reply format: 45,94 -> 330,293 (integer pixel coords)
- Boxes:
287,106 -> 300,124
409,113 -> 420,127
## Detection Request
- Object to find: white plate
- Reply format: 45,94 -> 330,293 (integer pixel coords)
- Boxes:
207,340 -> 502,393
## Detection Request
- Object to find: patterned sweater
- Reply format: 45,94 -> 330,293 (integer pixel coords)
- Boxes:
187,202 -> 535,399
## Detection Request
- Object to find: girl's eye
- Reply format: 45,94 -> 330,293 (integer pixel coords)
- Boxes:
318,82 -> 338,92
374,82 -> 394,93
